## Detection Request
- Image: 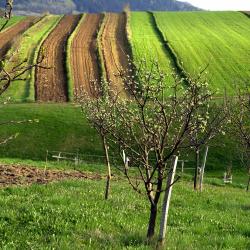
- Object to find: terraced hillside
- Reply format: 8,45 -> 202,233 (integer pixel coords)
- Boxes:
153,11 -> 250,95
70,14 -> 103,97
1,15 -> 61,102
0,17 -> 37,59
36,15 -> 81,102
1,11 -> 250,102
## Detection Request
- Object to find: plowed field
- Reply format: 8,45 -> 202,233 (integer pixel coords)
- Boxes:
0,17 -> 37,58
36,15 -> 81,102
101,13 -> 129,95
71,14 -> 103,97
0,164 -> 101,188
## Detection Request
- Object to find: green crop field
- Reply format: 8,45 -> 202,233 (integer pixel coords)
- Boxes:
0,16 -> 26,31
129,12 -> 175,83
153,11 -> 250,95
1,15 -> 61,102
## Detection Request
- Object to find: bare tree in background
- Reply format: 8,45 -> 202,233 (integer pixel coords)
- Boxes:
4,0 -> 13,19
77,83 -> 117,200
228,85 -> 250,191
187,80 -> 227,190
78,60 -> 220,242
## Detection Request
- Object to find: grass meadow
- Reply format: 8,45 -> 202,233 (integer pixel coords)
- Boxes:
153,11 -> 250,95
0,163 -> 249,249
0,104 -> 102,161
1,15 -> 61,102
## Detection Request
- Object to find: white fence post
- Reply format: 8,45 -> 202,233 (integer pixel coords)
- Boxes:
158,155 -> 178,247
199,146 -> 209,192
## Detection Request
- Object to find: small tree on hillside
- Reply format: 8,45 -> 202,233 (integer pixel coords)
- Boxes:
228,85 -> 250,191
187,85 -> 227,190
78,60 -> 219,242
77,82 -> 118,200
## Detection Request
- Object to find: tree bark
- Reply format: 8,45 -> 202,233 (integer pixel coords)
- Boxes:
247,168 -> 250,192
147,203 -> 158,240
194,148 -> 200,190
102,135 -> 111,200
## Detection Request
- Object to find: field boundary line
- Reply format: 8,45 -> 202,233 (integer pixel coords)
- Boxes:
97,13 -> 107,82
66,13 -> 85,101
149,11 -> 187,80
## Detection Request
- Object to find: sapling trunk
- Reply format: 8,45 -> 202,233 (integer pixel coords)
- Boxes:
247,169 -> 250,192
194,148 -> 200,190
147,203 -> 158,240
102,135 -> 111,200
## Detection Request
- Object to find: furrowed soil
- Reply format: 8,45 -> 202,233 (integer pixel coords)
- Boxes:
36,15 -> 81,102
101,13 -> 130,95
0,17 -> 37,59
71,14 -> 103,97
0,164 -> 101,188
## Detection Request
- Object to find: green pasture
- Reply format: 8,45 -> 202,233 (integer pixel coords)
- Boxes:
1,15 -> 61,102
0,16 -> 26,31
0,103 -> 242,172
129,12 -> 175,83
0,104 -> 102,161
153,11 -> 250,95
0,169 -> 249,249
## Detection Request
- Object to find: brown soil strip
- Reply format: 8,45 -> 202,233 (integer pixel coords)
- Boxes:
36,15 -> 81,102
0,164 -> 102,188
71,14 -> 103,97
0,17 -> 37,59
101,13 -> 130,96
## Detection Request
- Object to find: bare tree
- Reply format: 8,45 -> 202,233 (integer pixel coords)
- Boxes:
4,0 -> 13,19
228,85 -> 250,191
187,90 -> 227,190
77,82 -> 117,200
78,60 -> 219,242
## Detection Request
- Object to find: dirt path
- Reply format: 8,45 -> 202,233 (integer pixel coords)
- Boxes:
36,15 -> 81,102
0,164 -> 101,188
0,17 -> 37,59
71,14 -> 103,97
101,13 -> 130,96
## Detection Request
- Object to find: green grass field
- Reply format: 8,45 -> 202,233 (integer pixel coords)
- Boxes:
0,169 -> 249,249
0,104 -> 102,161
0,103 -> 242,172
153,11 -> 250,95
1,15 -> 61,102
0,16 -> 26,31
129,12 -> 175,83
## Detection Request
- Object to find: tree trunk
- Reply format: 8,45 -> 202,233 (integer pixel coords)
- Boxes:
247,168 -> 250,192
102,135 -> 111,200
194,148 -> 200,190
147,203 -> 158,240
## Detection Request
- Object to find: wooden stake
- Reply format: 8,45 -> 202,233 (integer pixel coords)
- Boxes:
158,156 -> 178,247
199,146 -> 209,192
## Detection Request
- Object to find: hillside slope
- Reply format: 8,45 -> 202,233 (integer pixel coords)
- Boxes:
0,0 -> 198,14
